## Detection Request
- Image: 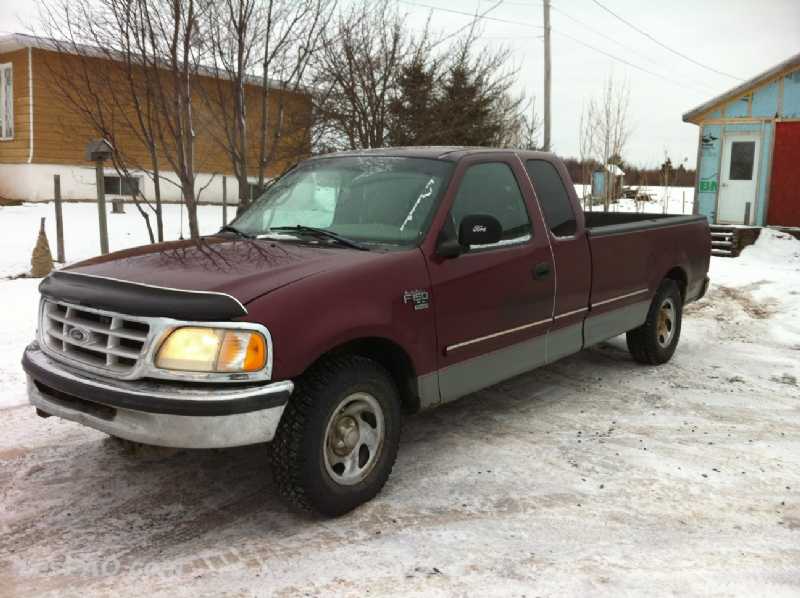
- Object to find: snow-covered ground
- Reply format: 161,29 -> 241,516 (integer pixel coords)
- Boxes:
1,203 -> 799,596
0,202 -> 227,278
574,184 -> 695,215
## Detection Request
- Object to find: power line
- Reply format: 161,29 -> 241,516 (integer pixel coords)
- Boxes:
397,0 -> 544,30
588,0 -> 744,81
398,0 -> 716,95
429,0 -> 506,49
551,27 -> 713,95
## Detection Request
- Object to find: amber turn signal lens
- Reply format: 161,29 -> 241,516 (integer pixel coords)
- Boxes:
243,333 -> 266,371
217,330 -> 267,372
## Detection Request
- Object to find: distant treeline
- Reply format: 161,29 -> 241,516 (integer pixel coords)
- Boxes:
561,158 -> 697,188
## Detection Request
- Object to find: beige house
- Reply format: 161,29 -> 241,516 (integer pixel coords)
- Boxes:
0,33 -> 311,203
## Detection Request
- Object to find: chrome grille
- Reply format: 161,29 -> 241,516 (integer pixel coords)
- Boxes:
41,300 -> 151,375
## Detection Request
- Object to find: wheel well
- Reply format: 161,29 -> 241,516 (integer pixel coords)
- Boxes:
325,337 -> 420,414
665,267 -> 688,301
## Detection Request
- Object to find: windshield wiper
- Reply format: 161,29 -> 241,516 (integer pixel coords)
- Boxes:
268,225 -> 368,251
218,224 -> 254,239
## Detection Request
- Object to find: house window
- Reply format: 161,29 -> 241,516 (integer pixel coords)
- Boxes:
0,63 -> 13,140
104,175 -> 140,196
249,183 -> 263,199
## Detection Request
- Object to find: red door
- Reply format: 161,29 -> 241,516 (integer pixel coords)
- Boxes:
768,122 -> 800,226
424,155 -> 555,402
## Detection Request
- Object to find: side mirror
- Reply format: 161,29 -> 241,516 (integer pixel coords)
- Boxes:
435,228 -> 463,259
458,214 -> 502,248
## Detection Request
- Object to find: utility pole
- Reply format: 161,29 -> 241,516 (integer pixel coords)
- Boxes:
543,0 -> 551,152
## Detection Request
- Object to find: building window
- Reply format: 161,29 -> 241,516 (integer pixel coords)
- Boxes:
0,63 -> 13,140
104,175 -> 140,196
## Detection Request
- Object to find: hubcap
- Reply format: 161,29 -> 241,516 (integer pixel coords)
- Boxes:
657,298 -> 676,348
323,392 -> 384,486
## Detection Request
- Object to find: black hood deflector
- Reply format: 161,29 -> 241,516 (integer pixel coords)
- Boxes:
39,271 -> 247,321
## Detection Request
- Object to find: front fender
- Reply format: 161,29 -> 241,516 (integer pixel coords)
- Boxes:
243,248 -> 438,380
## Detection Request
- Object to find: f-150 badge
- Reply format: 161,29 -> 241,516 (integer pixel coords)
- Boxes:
403,289 -> 430,310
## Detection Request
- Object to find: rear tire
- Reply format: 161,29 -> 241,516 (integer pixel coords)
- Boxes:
270,354 -> 401,517
626,279 -> 683,365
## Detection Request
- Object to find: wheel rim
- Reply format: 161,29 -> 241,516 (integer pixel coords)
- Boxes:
323,392 -> 385,487
656,298 -> 676,348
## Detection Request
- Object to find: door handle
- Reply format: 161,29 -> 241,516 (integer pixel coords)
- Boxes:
533,262 -> 551,280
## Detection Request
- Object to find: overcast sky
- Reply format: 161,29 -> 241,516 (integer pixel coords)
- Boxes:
2,0 -> 799,167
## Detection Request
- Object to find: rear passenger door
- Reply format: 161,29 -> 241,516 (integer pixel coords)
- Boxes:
524,159 -> 592,362
426,155 -> 555,403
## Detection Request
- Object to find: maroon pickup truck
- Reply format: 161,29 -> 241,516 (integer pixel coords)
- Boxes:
23,148 -> 710,516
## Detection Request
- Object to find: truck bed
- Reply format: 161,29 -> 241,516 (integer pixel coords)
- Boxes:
582,210 -> 711,341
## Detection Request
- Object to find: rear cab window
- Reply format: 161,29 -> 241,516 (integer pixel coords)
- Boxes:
524,160 -> 578,237
449,162 -> 532,250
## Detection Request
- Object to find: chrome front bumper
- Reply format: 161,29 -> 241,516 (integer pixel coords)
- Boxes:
22,342 -> 293,449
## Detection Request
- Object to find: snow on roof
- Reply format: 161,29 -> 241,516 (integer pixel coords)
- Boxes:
682,52 -> 800,124
605,164 -> 625,176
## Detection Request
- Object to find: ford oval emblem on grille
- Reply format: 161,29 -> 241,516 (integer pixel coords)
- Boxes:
68,327 -> 90,344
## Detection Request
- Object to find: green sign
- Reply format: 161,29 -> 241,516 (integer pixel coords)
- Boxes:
699,180 -> 718,193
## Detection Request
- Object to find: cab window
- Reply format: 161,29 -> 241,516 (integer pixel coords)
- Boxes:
449,162 -> 532,250
525,159 -> 577,237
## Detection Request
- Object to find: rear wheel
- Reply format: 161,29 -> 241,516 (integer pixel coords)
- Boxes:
626,279 -> 683,365
270,355 -> 401,516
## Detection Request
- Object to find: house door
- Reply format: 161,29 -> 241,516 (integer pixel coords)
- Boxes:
717,134 -> 760,225
767,122 -> 800,227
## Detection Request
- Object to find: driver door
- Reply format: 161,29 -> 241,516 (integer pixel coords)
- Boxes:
425,155 -> 555,403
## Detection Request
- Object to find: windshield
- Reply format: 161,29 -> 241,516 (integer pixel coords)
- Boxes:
232,156 -> 454,248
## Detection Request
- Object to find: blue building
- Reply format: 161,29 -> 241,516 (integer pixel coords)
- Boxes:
683,53 -> 800,228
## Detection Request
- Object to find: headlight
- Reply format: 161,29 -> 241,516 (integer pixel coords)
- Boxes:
155,327 -> 267,373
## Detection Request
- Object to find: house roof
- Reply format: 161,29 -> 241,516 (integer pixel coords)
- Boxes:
0,33 -> 306,94
682,52 -> 800,124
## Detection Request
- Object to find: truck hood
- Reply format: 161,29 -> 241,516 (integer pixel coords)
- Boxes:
64,236 -> 382,306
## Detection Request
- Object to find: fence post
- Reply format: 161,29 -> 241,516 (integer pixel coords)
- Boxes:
94,159 -> 109,255
222,175 -> 228,227
53,174 -> 65,263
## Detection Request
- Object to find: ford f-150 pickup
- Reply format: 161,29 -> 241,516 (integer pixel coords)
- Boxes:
22,147 -> 710,516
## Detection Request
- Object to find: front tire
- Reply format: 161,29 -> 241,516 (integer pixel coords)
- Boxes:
626,279 -> 683,365
270,355 -> 401,516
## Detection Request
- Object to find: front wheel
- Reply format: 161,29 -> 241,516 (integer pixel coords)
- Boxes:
626,279 -> 683,365
270,355 -> 401,516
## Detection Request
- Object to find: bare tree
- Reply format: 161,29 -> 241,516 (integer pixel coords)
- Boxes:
577,102 -> 595,208
584,75 -> 632,211
255,1 -> 329,194
495,96 -> 541,150
203,0 -> 330,213
37,0 -> 169,241
312,0 -> 408,150
138,0 -> 206,239
38,0 -> 208,240
204,0 -> 260,211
